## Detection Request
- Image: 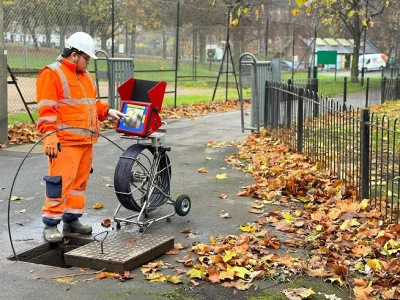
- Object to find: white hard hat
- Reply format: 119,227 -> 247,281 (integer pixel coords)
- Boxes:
65,32 -> 97,59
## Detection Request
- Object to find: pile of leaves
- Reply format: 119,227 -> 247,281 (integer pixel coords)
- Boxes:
184,129 -> 400,300
1,100 -> 249,148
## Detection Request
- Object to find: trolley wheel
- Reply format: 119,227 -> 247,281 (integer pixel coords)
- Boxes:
116,222 -> 121,230
114,144 -> 171,212
175,194 -> 191,216
139,227 -> 144,233
166,217 -> 171,222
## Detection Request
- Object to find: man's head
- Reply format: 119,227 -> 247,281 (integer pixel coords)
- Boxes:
63,32 -> 96,72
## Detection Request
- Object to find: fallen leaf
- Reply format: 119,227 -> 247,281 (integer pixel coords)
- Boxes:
101,218 -> 111,228
216,173 -> 227,179
93,202 -> 104,209
198,167 -> 208,173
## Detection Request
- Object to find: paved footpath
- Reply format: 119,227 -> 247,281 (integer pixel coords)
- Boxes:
0,111 -> 350,300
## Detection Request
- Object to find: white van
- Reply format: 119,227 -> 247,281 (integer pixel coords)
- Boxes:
358,53 -> 387,72
206,44 -> 224,62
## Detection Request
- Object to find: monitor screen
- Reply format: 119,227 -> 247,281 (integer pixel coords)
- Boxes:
116,101 -> 151,136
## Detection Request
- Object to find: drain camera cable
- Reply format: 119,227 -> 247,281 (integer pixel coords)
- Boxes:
7,128 -> 125,261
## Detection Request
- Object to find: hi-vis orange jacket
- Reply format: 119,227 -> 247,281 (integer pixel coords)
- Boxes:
36,57 -> 109,145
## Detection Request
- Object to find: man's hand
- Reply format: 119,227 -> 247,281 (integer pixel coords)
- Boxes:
43,134 -> 61,158
107,108 -> 125,120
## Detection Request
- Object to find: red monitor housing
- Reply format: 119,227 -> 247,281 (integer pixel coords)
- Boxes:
115,78 -> 167,137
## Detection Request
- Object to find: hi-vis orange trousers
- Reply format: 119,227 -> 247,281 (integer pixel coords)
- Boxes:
42,144 -> 93,226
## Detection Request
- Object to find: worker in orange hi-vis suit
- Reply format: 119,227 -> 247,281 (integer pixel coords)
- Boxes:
36,32 -> 124,243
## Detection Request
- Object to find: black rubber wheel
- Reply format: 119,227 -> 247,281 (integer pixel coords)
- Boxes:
175,194 -> 191,216
114,144 -> 171,212
166,217 -> 171,222
139,227 -> 144,233
116,222 -> 121,230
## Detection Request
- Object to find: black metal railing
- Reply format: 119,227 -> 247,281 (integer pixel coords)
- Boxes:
265,80 -> 400,224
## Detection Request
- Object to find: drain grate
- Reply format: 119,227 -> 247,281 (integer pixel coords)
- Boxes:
64,232 -> 174,272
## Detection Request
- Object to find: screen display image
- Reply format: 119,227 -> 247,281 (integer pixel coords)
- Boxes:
118,102 -> 149,135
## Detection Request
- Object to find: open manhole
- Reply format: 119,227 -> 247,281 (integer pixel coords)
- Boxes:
9,232 -> 174,272
9,236 -> 91,268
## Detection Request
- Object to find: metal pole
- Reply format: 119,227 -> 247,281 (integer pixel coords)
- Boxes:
0,0 -> 8,144
292,26 -> 295,80
264,18 -> 268,60
226,7 -> 230,101
395,28 -> 399,76
111,0 -> 115,57
174,1 -> 180,108
361,0 -> 368,86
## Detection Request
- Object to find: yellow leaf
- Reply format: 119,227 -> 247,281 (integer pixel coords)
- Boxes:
227,265 -> 251,279
237,8 -> 241,17
292,8 -> 300,17
222,250 -> 236,262
362,19 -> 368,27
239,224 -> 257,232
165,275 -> 182,284
282,213 -> 296,222
367,259 -> 383,271
348,10 -> 355,17
56,277 -> 77,284
205,157 -> 213,160
93,202 -> 104,209
231,19 -> 239,26
144,272 -> 166,282
360,199 -> 369,210
216,173 -> 227,179
10,195 -> 24,201
299,288 -> 315,298
255,9 -> 259,19
187,268 -> 204,279
243,8 -> 248,14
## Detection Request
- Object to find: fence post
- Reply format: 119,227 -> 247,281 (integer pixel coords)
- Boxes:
264,80 -> 269,129
396,77 -> 400,100
0,0 -> 8,144
343,77 -> 347,104
365,78 -> 369,107
313,79 -> 319,118
297,88 -> 304,154
287,80 -> 292,128
360,108 -> 370,200
381,77 -> 386,104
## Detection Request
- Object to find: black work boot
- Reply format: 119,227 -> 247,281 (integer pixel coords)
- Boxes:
63,219 -> 92,234
43,225 -> 63,243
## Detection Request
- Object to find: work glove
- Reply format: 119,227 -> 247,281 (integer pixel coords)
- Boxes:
107,108 -> 124,120
43,134 -> 62,158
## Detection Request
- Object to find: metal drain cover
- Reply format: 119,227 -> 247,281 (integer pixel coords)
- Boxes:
64,232 -> 174,272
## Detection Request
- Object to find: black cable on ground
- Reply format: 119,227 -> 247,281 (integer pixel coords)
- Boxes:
7,127 -> 125,261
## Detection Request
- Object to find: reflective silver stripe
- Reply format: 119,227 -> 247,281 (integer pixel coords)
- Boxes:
70,190 -> 86,195
47,198 -> 66,206
38,99 -> 58,109
64,208 -> 84,214
59,127 -> 94,137
58,98 -> 96,106
47,62 -> 71,99
38,116 -> 57,125
42,213 -> 63,220
54,68 -> 71,99
47,62 -> 61,70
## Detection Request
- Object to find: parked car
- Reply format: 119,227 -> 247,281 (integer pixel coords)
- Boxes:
281,60 -> 293,71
